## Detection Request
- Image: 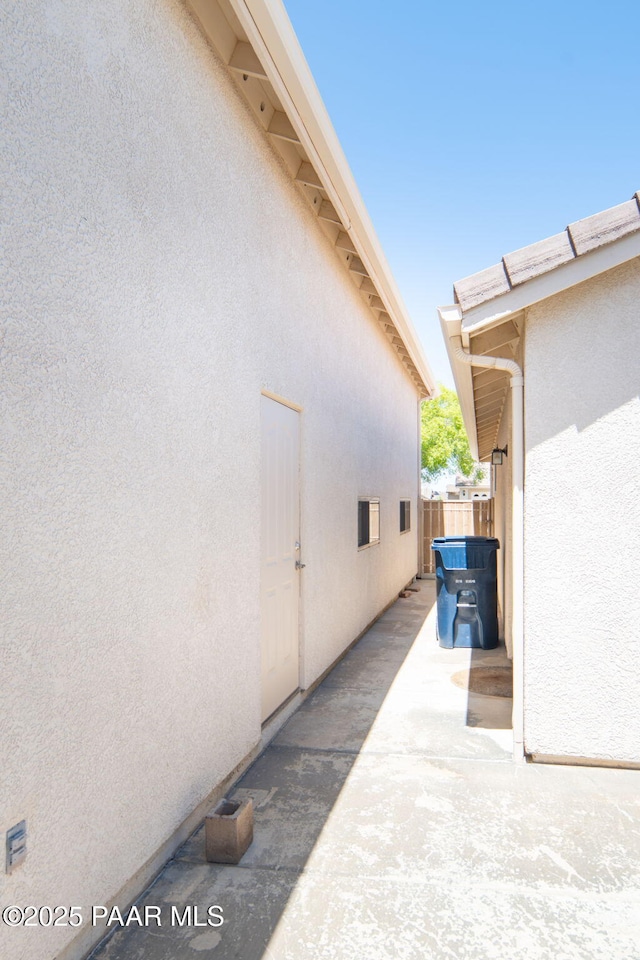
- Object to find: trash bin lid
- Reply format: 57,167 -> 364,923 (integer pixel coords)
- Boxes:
431,536 -> 499,548
430,536 -> 500,570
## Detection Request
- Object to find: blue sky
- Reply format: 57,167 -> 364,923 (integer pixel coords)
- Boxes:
283,0 -> 640,387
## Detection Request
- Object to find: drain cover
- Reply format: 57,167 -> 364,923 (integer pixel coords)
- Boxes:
451,666 -> 512,698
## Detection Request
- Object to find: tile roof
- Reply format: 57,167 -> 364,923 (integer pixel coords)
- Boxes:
454,192 -> 640,312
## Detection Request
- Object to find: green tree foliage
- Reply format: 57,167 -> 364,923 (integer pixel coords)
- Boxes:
421,385 -> 480,481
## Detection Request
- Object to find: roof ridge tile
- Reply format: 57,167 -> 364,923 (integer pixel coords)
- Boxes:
453,190 -> 640,312
453,262 -> 510,312
503,231 -> 575,288
567,199 -> 640,257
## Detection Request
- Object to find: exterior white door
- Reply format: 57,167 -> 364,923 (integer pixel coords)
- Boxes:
260,395 -> 300,721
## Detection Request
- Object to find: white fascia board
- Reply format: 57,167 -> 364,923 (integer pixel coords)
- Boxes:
227,0 -> 436,397
438,305 -> 480,460
461,231 -> 640,335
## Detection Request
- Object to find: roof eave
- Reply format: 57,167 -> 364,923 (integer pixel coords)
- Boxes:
188,0 -> 436,397
460,230 -> 640,336
443,228 -> 640,462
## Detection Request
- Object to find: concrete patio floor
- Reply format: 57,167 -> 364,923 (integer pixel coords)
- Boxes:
92,582 -> 640,960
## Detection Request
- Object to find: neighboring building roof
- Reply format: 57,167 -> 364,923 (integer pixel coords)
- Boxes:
439,191 -> 640,461
185,0 -> 436,397
454,192 -> 640,313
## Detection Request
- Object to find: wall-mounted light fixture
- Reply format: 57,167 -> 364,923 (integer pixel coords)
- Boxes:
491,447 -> 508,466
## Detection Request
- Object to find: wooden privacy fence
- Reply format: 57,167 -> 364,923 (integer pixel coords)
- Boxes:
420,499 -> 493,576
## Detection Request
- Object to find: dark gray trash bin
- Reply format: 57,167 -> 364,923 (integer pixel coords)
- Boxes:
430,536 -> 500,649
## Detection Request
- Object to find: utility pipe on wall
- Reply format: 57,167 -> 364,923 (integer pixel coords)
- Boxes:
449,336 -> 525,761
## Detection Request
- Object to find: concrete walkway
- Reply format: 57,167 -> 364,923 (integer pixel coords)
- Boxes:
93,582 -> 640,960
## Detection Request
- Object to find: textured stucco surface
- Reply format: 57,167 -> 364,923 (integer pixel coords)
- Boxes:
523,258 -> 640,762
0,3 -> 420,959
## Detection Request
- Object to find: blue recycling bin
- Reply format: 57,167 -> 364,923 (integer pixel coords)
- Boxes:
431,536 -> 500,649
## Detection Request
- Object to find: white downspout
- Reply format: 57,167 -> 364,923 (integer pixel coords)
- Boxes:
449,336 -> 525,762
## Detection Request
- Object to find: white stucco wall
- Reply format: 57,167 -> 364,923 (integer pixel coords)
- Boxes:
523,258 -> 640,764
1,3 -> 420,959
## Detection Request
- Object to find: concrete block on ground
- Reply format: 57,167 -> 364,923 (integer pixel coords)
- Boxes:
205,798 -> 253,864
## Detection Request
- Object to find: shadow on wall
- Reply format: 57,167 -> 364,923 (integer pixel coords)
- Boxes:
524,259 -> 640,452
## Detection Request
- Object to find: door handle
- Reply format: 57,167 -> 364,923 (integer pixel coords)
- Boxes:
295,560 -> 306,570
